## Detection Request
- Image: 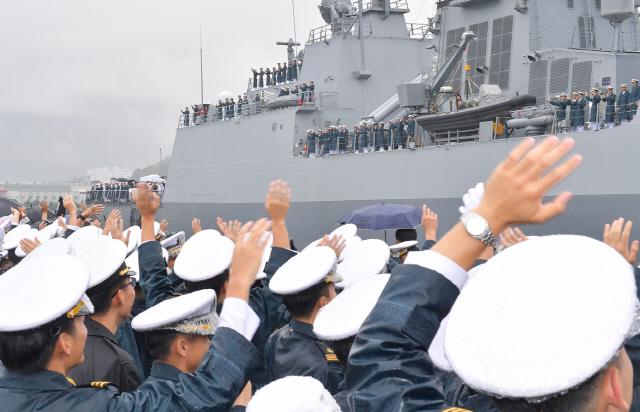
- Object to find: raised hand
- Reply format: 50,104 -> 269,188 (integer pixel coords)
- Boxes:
135,183 -> 161,219
227,219 -> 272,301
421,205 -> 438,241
603,218 -> 639,266
216,217 -> 242,241
63,196 -> 79,227
433,136 -> 581,271
19,238 -> 41,254
499,227 -> 528,249
265,180 -> 291,222
159,219 -> 169,233
82,204 -> 105,219
475,136 -> 582,234
10,208 -> 20,225
318,234 -> 346,258
192,218 -> 202,234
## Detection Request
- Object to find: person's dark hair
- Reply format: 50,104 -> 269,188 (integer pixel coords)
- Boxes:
0,317 -> 76,373
492,368 -> 603,412
281,281 -> 331,318
87,274 -> 130,315
184,270 -> 229,296
144,330 -> 202,361
327,336 -> 354,368
395,229 -> 417,242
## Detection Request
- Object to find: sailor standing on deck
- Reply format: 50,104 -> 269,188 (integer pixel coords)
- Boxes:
258,68 -> 265,88
306,130 -> 316,158
619,84 -> 632,122
550,93 -> 569,132
630,79 -> 640,118
585,88 -> 602,131
569,92 -> 586,132
605,85 -> 617,128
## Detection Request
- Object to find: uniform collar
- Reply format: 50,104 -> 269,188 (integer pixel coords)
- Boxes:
85,317 -> 119,345
0,370 -> 73,390
290,319 -> 317,340
149,361 -> 182,382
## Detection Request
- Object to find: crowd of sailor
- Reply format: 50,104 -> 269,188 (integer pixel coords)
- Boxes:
3,136 -> 640,411
179,81 -> 315,127
87,180 -> 165,205
250,59 -> 303,90
303,115 -> 418,157
550,79 -> 640,132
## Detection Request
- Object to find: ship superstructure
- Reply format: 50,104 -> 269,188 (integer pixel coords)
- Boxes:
163,0 -> 640,245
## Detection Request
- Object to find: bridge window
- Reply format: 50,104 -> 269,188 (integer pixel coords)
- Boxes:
489,15 -> 513,90
567,0 -> 574,9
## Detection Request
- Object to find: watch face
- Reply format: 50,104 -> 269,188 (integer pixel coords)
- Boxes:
466,215 -> 487,237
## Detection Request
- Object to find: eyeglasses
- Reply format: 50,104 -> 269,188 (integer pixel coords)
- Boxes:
112,276 -> 137,297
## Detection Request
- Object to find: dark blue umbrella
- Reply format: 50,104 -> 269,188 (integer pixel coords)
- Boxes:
339,203 -> 421,231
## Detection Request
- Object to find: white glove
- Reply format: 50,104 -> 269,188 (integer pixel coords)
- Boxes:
458,182 -> 485,216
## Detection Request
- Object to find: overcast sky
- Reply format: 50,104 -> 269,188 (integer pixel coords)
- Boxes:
0,0 -> 436,181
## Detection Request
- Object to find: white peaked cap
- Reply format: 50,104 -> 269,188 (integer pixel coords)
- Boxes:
314,273 -> 390,341
247,376 -> 341,412
14,229 -> 39,257
2,224 -> 32,250
160,231 -> 185,249
339,236 -> 362,262
72,236 -> 128,289
132,289 -> 218,335
174,229 -> 234,282
0,255 -> 92,332
66,225 -> 102,248
389,240 -> 418,253
336,239 -> 390,289
125,250 -> 140,281
123,225 -> 141,255
330,223 -> 358,239
445,235 -> 638,399
136,222 -> 161,245
23,238 -> 71,262
38,221 -> 61,241
428,263 -> 485,372
270,247 -> 338,295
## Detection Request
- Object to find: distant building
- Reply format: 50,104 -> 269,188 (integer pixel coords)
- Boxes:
87,166 -> 133,183
0,181 -> 90,206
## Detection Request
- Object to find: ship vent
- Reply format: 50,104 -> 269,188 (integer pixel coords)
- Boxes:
528,60 -> 549,104
571,61 -> 593,93
467,21 -> 489,95
444,27 -> 466,92
549,58 -> 571,94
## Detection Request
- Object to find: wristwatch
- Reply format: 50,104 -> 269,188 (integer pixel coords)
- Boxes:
461,212 -> 497,247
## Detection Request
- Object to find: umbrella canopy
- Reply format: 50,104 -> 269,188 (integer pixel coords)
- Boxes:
140,175 -> 166,184
339,203 -> 421,231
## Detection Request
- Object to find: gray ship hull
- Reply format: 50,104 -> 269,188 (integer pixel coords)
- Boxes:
162,113 -> 640,246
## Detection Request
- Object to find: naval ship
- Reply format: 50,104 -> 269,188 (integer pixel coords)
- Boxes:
162,0 -> 640,246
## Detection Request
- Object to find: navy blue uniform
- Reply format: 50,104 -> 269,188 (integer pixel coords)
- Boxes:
68,317 -> 141,392
0,326 -> 258,412
340,263 -> 496,411
631,85 -> 640,117
265,319 -> 344,394
605,93 -> 617,123
550,99 -> 569,121
138,241 -> 294,390
619,90 -> 632,121
569,98 -> 586,127
585,95 -> 601,123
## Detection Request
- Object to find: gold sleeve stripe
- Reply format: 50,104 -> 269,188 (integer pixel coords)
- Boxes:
442,408 -> 472,412
65,376 -> 77,386
325,354 -> 340,362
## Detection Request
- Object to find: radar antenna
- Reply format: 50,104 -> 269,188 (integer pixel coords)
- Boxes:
276,38 -> 302,62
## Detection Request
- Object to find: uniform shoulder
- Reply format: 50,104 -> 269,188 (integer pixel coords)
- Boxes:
323,346 -> 340,364
76,380 -> 120,392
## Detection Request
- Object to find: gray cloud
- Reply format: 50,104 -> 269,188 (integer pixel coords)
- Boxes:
0,0 -> 435,181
